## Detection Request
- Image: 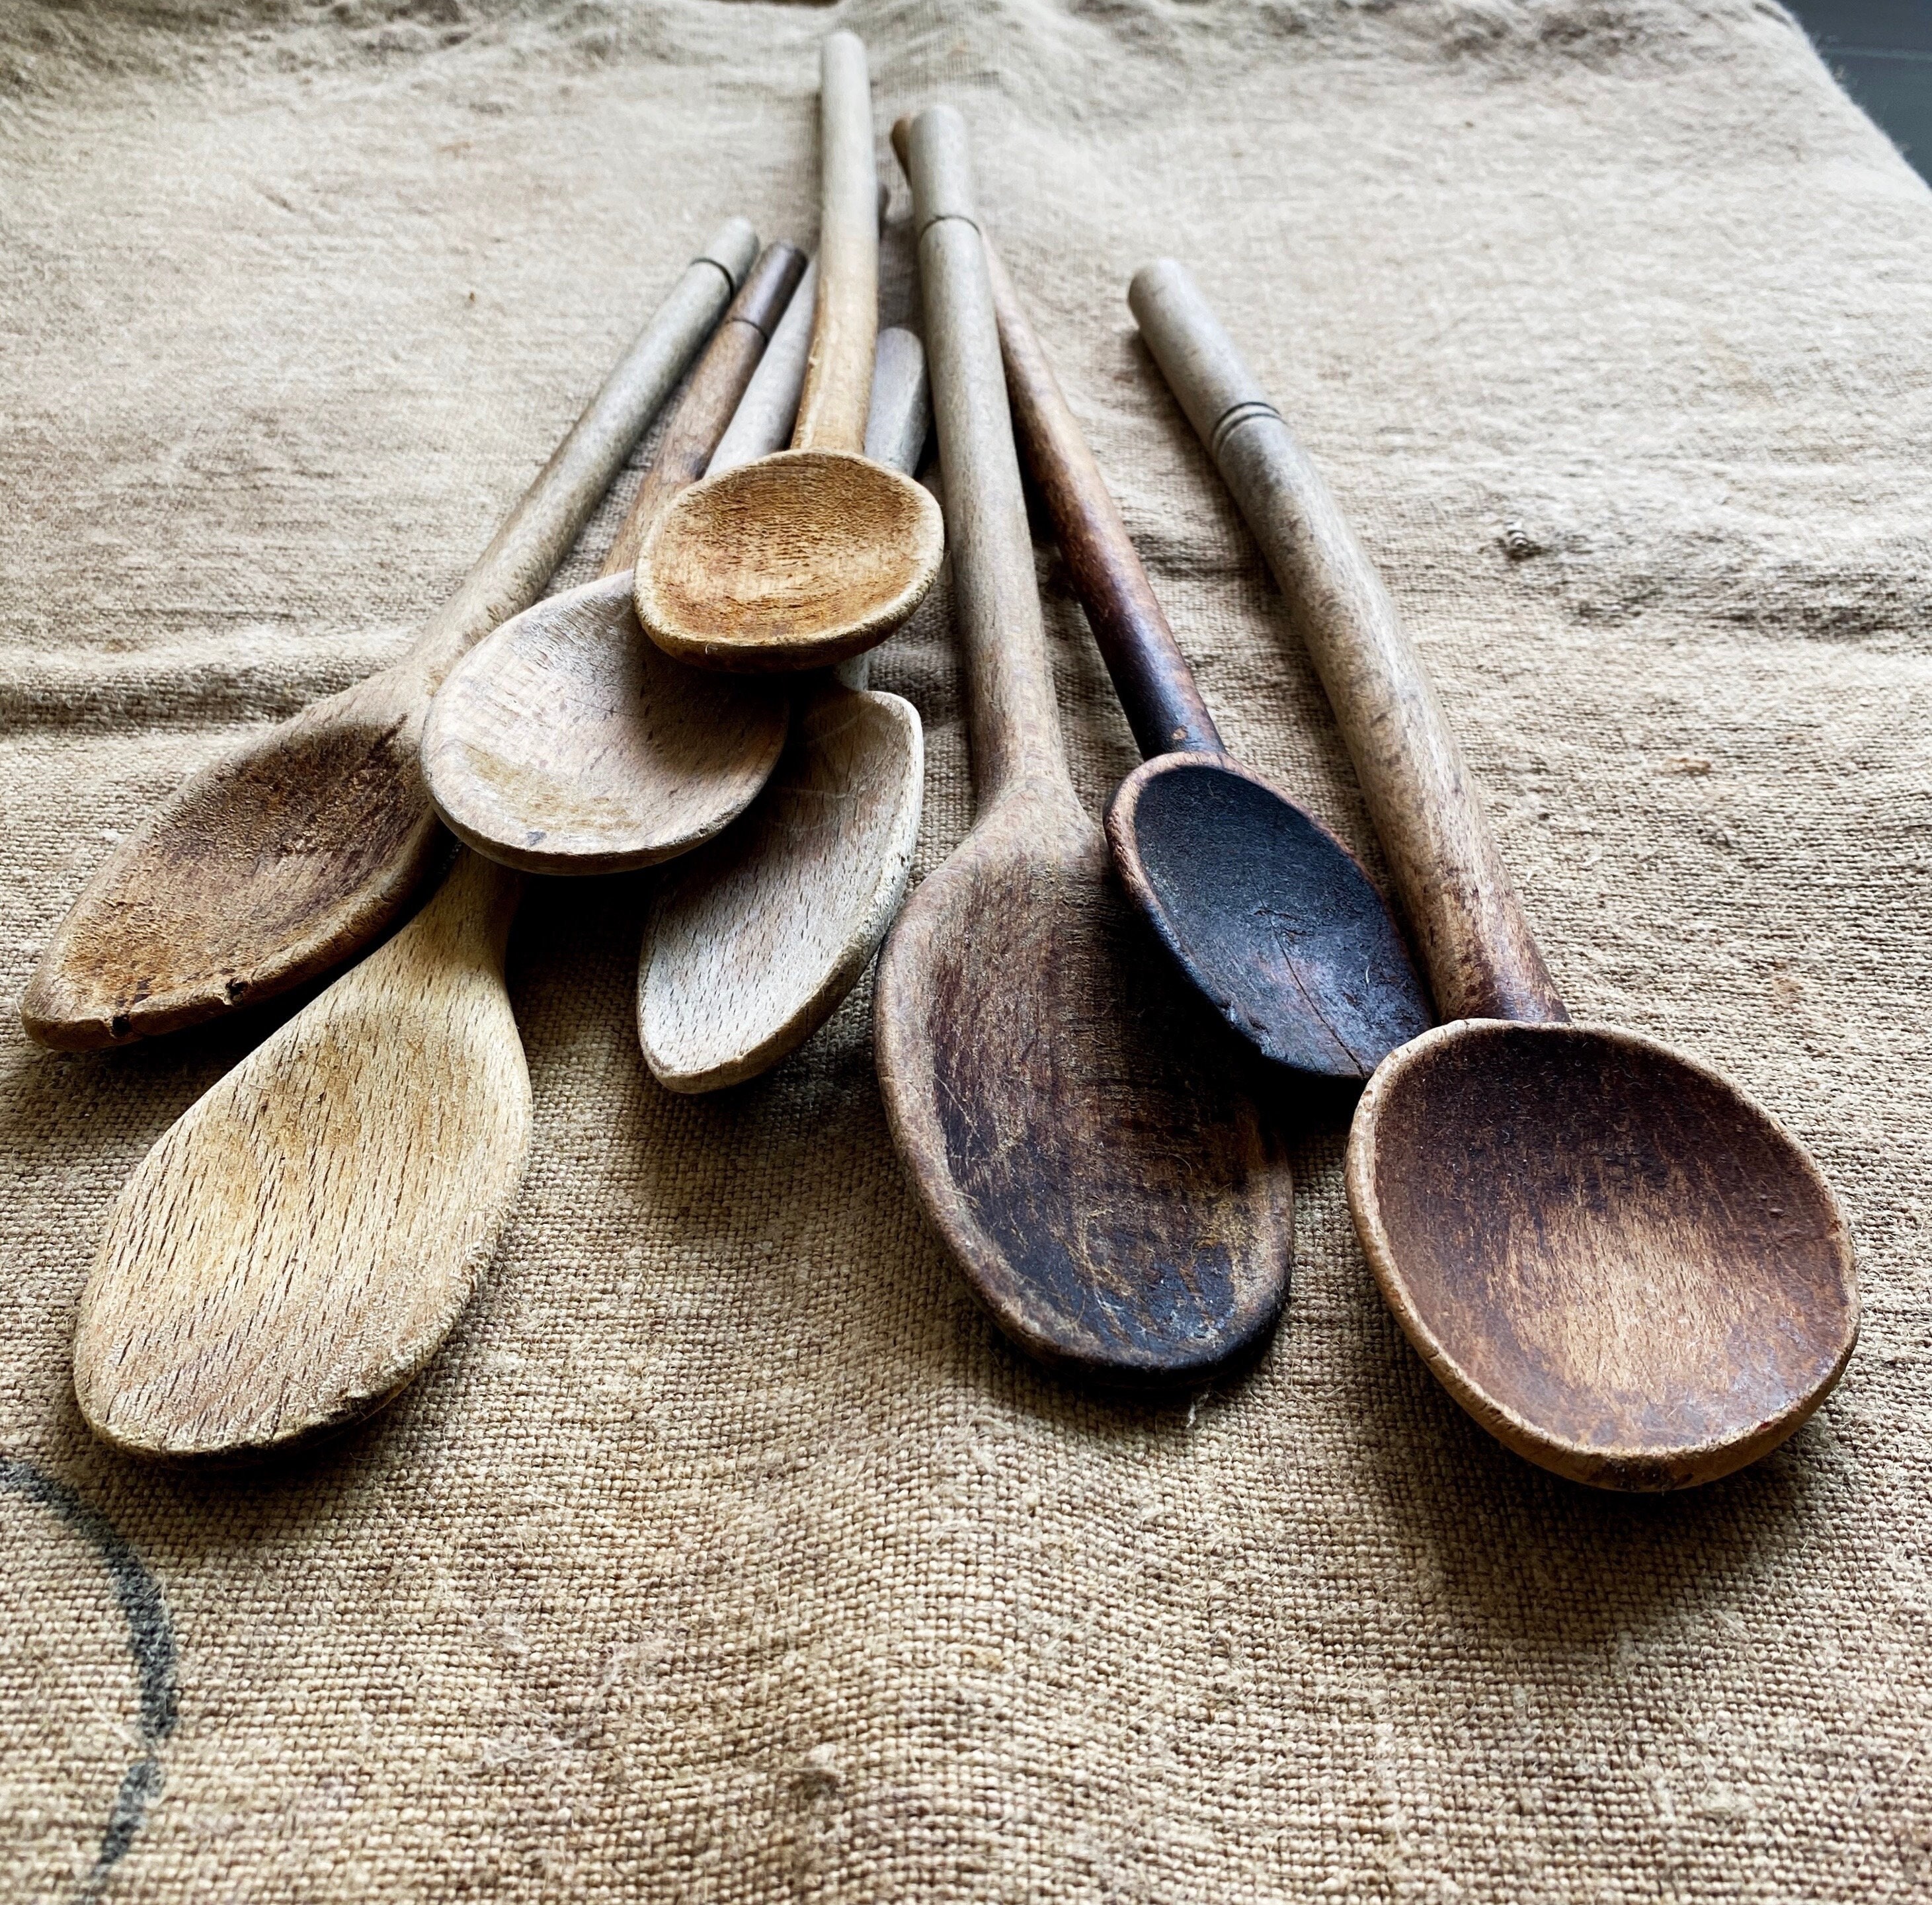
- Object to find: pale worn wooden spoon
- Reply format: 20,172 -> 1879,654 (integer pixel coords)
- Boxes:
873,107 -> 1293,1387
986,241 -> 1430,1082
638,325 -> 930,1091
421,244 -> 803,875
1133,257 -> 1858,1487
632,33 -> 945,674
22,218 -> 759,1049
70,281 -> 769,1462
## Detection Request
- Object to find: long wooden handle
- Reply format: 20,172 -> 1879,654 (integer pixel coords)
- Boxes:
1129,259 -> 1564,1026
906,106 -> 1072,809
986,245 -> 1221,759
792,33 -> 878,455
601,242 -> 805,575
710,258 -> 819,476
407,216 -> 758,684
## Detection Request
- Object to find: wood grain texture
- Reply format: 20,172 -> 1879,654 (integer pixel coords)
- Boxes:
988,242 -> 1428,1080
68,251 -> 794,1461
1106,753 -> 1430,1078
74,848 -> 530,1459
1130,257 -> 1562,1027
604,243 -> 806,573
1349,1020 -> 1857,1490
873,106 -> 1291,1386
986,243 -> 1220,759
629,37 -> 944,674
792,32 -> 877,458
21,218 -> 758,1049
420,246 -> 801,876
709,257 -> 819,478
1135,259 -> 1858,1484
638,329 -> 930,1091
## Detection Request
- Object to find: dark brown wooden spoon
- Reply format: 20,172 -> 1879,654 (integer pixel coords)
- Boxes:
873,108 -> 1293,1389
986,244 -> 1429,1081
20,219 -> 760,1049
1133,258 -> 1857,1488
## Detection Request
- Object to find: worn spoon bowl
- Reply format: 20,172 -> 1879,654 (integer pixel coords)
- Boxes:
879,794 -> 1293,1385
22,676 -> 437,1047
1349,1019 -> 1857,1489
1108,751 -> 1431,1080
635,449 -> 942,672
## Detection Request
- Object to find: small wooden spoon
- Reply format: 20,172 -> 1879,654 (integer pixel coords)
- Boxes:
21,219 -> 760,1049
874,107 -> 1293,1388
638,325 -> 930,1091
1133,259 -> 1858,1487
71,280 -> 769,1462
632,33 -> 945,674
986,243 -> 1430,1081
421,245 -> 803,875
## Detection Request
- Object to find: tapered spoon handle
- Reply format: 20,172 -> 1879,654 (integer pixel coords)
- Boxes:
986,244 -> 1221,759
863,325 -> 931,476
906,106 -> 1074,809
793,33 -> 879,456
407,217 -> 757,685
1129,259 -> 1565,1026
711,258 -> 820,477
602,242 -> 805,575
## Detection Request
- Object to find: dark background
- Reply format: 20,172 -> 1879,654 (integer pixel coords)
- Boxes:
1787,0 -> 1932,179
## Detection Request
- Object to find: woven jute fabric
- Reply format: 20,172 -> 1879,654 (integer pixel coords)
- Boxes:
2,1 -> 1927,1898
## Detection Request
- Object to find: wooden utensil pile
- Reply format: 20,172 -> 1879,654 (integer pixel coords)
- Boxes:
31,34 -> 1855,1490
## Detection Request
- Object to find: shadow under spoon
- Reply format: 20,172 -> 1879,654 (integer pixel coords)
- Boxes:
1133,257 -> 1857,1488
21,218 -> 760,1047
637,325 -> 930,1090
873,108 -> 1293,1389
421,243 -> 803,875
986,242 -> 1429,1081
71,285 -> 770,1463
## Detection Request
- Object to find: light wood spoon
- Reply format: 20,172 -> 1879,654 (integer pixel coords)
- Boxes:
71,285 -> 768,1462
986,241 -> 1431,1082
22,218 -> 760,1049
1133,258 -> 1858,1487
874,108 -> 1293,1388
421,245 -> 803,875
632,33 -> 944,673
638,325 -> 930,1091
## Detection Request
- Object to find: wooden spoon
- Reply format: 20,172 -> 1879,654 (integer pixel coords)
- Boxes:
421,245 -> 803,875
873,107 -> 1293,1388
70,279 -> 770,1462
986,242 -> 1431,1082
1131,258 -> 1858,1487
638,325 -> 930,1091
631,33 -> 945,674
21,219 -> 760,1049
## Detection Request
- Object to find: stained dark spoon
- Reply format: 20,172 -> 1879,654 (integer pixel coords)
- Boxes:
1134,258 -> 1857,1488
986,244 -> 1429,1080
874,108 -> 1293,1388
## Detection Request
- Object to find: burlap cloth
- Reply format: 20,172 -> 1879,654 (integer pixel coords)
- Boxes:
2,1 -> 1927,1898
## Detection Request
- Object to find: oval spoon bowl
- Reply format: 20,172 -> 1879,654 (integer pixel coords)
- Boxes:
424,573 -> 787,875
1348,1019 -> 1857,1490
641,679 -> 921,1090
73,850 -> 532,1461
635,449 -> 944,672
878,799 -> 1293,1387
22,678 -> 436,1049
1108,750 -> 1431,1080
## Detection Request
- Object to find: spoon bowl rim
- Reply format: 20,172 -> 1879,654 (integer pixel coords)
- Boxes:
1106,748 -> 1431,1082
633,447 -> 944,673
1346,1014 -> 1859,1490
